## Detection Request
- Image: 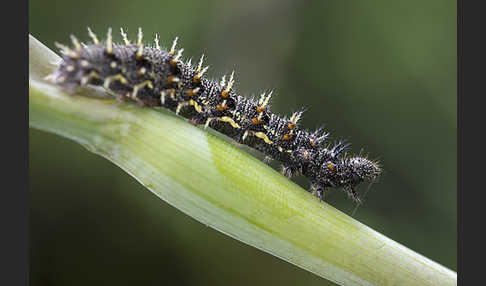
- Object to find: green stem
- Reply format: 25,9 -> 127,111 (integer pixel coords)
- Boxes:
29,34 -> 456,286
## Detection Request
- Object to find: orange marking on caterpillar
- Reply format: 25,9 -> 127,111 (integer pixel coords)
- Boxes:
283,134 -> 293,140
187,88 -> 200,97
252,117 -> 262,125
328,163 -> 336,171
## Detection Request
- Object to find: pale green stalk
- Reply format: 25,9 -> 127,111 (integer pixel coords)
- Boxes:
29,34 -> 457,286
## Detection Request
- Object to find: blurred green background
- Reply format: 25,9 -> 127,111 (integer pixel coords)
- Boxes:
29,0 -> 456,285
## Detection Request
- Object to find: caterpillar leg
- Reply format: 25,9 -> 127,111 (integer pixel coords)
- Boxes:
280,164 -> 302,179
263,156 -> 273,164
187,117 -> 199,126
280,165 -> 293,179
204,117 -> 214,129
310,182 -> 326,202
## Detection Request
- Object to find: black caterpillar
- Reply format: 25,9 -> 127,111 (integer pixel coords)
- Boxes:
47,27 -> 382,204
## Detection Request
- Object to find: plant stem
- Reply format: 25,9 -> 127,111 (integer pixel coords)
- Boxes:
29,34 -> 457,286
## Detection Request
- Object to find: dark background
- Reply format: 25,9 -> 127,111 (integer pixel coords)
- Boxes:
29,0 -> 456,285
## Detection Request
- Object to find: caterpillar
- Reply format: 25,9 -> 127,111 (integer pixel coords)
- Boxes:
47,27 -> 382,205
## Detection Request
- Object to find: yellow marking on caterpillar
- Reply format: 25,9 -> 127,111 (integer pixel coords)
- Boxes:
189,100 -> 203,113
87,27 -> 99,44
132,80 -> 153,98
204,118 -> 213,129
103,74 -> 128,89
81,70 -> 100,85
219,116 -> 240,128
176,100 -> 202,114
187,87 -> 200,97
254,132 -> 273,144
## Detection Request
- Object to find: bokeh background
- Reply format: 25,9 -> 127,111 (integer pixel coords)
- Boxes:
29,0 -> 456,285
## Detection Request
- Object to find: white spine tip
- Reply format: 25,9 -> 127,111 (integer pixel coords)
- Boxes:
174,48 -> 184,62
106,28 -> 113,54
87,27 -> 99,44
198,66 -> 209,78
70,34 -> 82,51
197,54 -> 205,72
154,33 -> 160,50
120,28 -> 130,45
170,36 -> 179,55
225,70 -> 235,92
137,27 -> 143,46
137,44 -> 144,60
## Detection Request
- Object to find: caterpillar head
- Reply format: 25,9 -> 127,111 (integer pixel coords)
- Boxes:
345,157 -> 382,183
341,157 -> 381,204
317,156 -> 381,204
